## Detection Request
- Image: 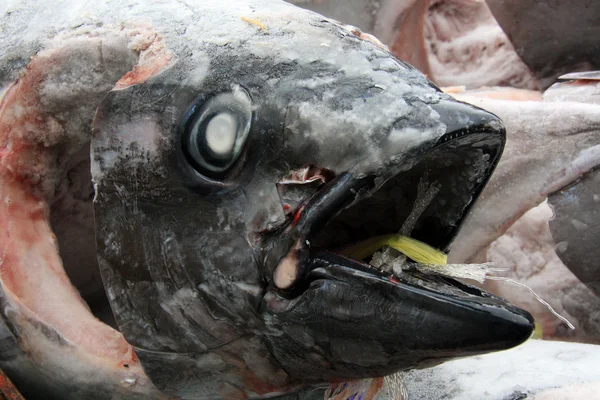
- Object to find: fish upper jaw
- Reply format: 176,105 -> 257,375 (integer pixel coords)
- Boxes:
257,99 -> 533,382
259,99 -> 505,290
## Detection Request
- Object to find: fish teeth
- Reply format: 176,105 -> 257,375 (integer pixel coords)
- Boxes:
369,246 -> 408,275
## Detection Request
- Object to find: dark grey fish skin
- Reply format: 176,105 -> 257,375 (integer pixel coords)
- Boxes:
546,73 -> 600,298
0,0 -> 533,399
549,168 -> 600,297
486,0 -> 600,89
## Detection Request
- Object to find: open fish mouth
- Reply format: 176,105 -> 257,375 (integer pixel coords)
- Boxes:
260,115 -> 534,381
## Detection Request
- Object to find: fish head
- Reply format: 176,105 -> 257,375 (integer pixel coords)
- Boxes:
91,4 -> 533,396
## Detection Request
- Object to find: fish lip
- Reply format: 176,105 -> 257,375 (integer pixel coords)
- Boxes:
308,250 -> 534,346
306,251 -> 530,323
303,250 -> 510,312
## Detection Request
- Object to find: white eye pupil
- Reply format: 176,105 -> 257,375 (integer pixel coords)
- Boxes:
205,112 -> 238,157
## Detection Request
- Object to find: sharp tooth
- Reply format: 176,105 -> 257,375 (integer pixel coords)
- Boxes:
370,247 -> 407,275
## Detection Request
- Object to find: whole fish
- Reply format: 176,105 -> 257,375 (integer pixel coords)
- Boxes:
0,0 -> 533,399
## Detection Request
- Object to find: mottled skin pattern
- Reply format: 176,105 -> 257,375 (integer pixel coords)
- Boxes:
1,0 -> 534,399
272,1 -> 600,396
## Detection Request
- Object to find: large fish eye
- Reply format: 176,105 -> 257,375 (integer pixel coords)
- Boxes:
183,90 -> 252,177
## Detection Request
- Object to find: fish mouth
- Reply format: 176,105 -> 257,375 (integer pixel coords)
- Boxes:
261,107 -> 534,380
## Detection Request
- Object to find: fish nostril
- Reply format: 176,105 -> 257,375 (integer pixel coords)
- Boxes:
276,165 -> 336,217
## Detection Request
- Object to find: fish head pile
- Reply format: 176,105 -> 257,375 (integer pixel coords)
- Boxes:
0,0 -> 533,398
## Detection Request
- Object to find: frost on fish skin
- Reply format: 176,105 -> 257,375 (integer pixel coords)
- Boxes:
2,0 -> 504,398
285,95 -> 445,174
294,0 -> 540,90
1,0 -> 452,183
0,25 -> 161,198
202,6 -> 449,176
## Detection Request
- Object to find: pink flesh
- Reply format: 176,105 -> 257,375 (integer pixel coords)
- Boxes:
0,4 -> 597,396
442,86 -> 543,101
0,46 -> 136,368
115,27 -> 172,89
388,0 -> 432,78
0,178 -> 136,361
388,0 -> 539,90
0,26 -> 171,393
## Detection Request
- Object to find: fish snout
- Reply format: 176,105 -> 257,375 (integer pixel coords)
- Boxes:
257,96 -> 533,380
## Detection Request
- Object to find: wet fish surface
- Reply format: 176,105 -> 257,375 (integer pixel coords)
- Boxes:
0,0 -> 534,399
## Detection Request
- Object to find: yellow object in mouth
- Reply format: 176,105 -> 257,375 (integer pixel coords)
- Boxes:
532,322 -> 544,339
341,235 -> 447,266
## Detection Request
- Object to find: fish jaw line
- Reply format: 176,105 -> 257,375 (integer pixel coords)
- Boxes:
259,121 -> 534,381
